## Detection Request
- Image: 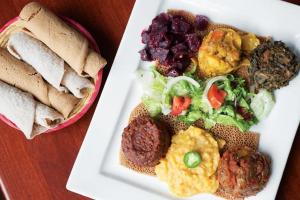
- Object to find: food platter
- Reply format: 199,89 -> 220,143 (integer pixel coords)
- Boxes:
67,0 -> 300,199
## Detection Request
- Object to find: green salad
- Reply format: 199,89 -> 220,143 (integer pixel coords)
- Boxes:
136,67 -> 275,132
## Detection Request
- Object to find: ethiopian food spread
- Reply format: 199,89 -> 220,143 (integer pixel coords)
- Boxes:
120,8 -> 300,199
0,2 -> 106,139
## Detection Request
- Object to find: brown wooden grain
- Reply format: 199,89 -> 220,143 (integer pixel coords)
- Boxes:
0,0 -> 299,200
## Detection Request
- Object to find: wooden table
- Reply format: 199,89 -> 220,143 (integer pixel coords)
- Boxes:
0,0 -> 299,199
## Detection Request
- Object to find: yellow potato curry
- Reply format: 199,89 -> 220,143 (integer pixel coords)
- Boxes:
198,28 -> 259,77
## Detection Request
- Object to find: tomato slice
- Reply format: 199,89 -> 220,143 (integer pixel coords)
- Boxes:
171,96 -> 192,116
207,84 -> 227,109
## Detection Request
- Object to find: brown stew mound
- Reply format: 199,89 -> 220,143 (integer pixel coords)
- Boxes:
121,116 -> 170,167
217,146 -> 270,198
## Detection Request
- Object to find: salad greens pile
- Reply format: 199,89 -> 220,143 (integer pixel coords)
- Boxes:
136,67 -> 275,132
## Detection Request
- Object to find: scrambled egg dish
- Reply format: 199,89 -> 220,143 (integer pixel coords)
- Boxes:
198,28 -> 260,77
155,126 -> 220,197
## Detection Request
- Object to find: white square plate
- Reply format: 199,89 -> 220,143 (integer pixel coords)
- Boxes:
67,0 -> 300,199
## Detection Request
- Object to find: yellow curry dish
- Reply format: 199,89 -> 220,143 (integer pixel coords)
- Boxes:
155,126 -> 220,197
198,28 -> 260,77
241,33 -> 260,52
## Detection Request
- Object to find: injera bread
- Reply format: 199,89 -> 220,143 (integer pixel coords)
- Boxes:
19,2 -> 107,77
7,31 -> 66,91
0,80 -> 63,139
0,9 -> 101,120
0,49 -> 79,118
7,31 -> 94,98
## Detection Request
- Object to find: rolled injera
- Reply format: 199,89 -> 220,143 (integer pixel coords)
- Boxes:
7,31 -> 94,98
0,49 -> 79,118
19,2 -> 107,77
0,80 -> 63,139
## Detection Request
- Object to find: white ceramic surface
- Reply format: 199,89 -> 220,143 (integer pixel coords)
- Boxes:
67,0 -> 300,199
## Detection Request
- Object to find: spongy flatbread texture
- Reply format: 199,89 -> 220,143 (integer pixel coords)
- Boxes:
119,150 -> 156,176
194,120 -> 259,152
120,103 -> 259,178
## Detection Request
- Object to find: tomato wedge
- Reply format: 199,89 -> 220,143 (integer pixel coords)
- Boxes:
207,84 -> 227,109
171,96 -> 192,116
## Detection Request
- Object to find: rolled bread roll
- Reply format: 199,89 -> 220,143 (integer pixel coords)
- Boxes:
0,48 -> 49,104
61,67 -> 94,98
0,80 -> 63,139
0,49 -> 79,118
8,31 -> 94,98
35,102 -> 64,128
7,31 -> 66,91
0,80 -> 35,137
19,2 -> 107,77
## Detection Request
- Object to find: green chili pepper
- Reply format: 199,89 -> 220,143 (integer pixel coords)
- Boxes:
183,151 -> 202,168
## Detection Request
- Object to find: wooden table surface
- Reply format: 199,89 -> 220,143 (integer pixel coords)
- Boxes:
0,0 -> 299,200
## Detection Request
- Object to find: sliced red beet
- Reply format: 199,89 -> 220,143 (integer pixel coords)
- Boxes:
139,48 -> 151,61
171,43 -> 188,59
139,12 -> 209,76
149,48 -> 169,61
170,15 -> 192,34
148,32 -> 166,48
195,15 -> 209,31
141,30 -> 150,44
150,13 -> 170,32
158,34 -> 173,48
185,33 -> 201,53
